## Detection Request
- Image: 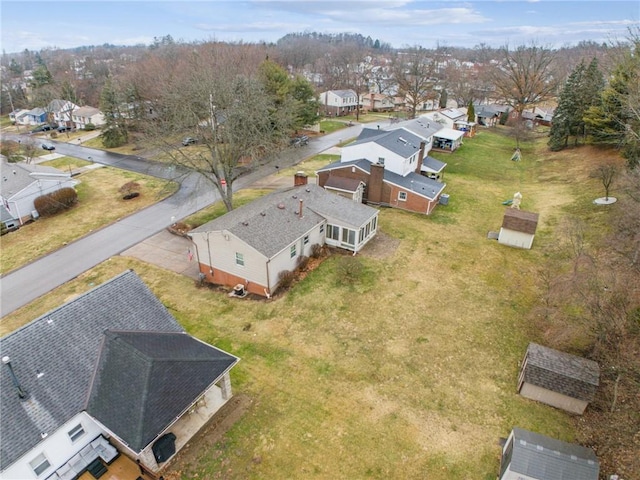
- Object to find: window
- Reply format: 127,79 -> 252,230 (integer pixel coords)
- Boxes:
30,454 -> 51,476
303,235 -> 309,245
327,224 -> 340,241
372,216 -> 377,231
398,191 -> 408,201
378,157 -> 385,166
320,224 -> 325,234
342,228 -> 355,246
235,252 -> 244,266
68,423 -> 85,442
290,244 -> 297,258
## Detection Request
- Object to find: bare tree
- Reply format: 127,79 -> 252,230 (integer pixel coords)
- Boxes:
391,46 -> 438,119
21,136 -> 38,164
491,43 -> 559,119
592,164 -> 617,200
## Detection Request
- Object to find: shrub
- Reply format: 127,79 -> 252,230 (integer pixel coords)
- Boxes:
276,270 -> 295,292
310,243 -> 323,259
49,131 -> 58,139
296,255 -> 310,271
34,187 -> 78,216
1,140 -> 21,162
84,123 -> 96,131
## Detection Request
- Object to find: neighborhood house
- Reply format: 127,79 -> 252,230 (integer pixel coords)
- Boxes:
0,270 -> 239,479
189,182 -> 379,297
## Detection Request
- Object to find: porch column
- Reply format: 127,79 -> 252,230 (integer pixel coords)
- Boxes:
220,372 -> 233,400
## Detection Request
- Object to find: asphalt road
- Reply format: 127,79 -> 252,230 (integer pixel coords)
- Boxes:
0,125 -> 363,317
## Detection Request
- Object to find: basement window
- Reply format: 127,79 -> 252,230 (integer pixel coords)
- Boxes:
398,191 -> 407,201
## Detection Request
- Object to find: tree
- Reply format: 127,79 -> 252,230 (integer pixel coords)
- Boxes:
391,46 -> 437,119
492,43 -> 559,119
438,88 -> 448,108
592,164 -> 617,200
467,101 -> 475,123
21,137 -> 38,164
99,78 -> 128,148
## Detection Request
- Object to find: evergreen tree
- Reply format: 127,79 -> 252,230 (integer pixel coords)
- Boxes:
439,89 -> 448,108
467,101 -> 475,123
99,78 -> 128,148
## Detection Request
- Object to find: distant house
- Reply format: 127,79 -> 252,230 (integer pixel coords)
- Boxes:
189,182 -> 379,297
518,343 -> 600,415
22,107 -> 47,126
0,270 -> 239,479
431,127 -> 465,152
47,99 -> 79,128
498,208 -> 540,249
9,109 -> 30,125
360,93 -> 395,112
420,108 -> 467,130
499,428 -> 599,480
72,106 -> 105,129
0,157 -> 78,224
319,89 -> 359,116
522,106 -> 554,126
474,103 -> 510,127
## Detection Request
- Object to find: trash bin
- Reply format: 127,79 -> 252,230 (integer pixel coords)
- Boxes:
439,194 -> 450,205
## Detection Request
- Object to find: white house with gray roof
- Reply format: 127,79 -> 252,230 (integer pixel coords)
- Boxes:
319,89 -> 359,116
1,158 -> 78,224
0,270 -> 239,479
499,428 -> 599,480
188,183 -> 379,297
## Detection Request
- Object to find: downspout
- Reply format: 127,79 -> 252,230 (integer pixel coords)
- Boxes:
265,257 -> 271,298
206,232 -> 213,275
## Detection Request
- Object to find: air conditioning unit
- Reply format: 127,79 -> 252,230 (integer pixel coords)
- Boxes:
31,210 -> 40,219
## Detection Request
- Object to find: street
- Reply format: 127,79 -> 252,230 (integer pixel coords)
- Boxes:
0,125 -> 362,317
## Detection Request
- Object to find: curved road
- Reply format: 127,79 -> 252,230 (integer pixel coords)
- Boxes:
0,125 -> 363,317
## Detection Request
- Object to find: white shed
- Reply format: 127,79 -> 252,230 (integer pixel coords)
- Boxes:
498,208 -> 539,249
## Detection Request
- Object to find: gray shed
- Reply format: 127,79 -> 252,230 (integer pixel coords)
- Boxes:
518,343 -> 600,415
499,428 -> 599,480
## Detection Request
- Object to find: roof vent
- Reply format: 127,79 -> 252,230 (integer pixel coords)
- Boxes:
292,195 -> 297,199
305,188 -> 311,192
40,432 -> 48,439
277,203 -> 285,209
242,221 -> 249,226
260,212 -> 266,216
398,136 -> 407,144
2,356 -> 28,400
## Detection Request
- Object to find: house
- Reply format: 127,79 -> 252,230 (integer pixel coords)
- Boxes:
21,108 -> 47,126
47,99 -> 79,128
498,208 -> 539,249
1,204 -> 20,232
499,428 -> 599,480
420,108 -> 467,130
9,109 -> 31,125
0,158 -> 78,224
71,106 -> 105,129
385,117 -> 448,176
360,93 -> 395,112
0,270 -> 239,479
474,103 -> 510,127
319,89 -> 359,116
189,182 -> 379,297
522,106 -> 554,127
517,343 -> 600,415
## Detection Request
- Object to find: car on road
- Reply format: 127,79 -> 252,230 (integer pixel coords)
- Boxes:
182,137 -> 197,146
42,143 -> 55,151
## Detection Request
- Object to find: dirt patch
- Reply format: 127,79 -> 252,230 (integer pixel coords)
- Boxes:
162,394 -> 253,479
359,230 -> 401,259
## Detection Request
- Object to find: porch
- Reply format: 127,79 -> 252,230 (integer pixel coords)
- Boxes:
77,454 -> 153,480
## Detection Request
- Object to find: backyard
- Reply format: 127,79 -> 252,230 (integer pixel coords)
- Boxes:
1,128 -> 629,479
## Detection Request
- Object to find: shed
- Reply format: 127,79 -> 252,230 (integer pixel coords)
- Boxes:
499,428 -> 599,480
498,208 -> 539,249
517,343 -> 600,415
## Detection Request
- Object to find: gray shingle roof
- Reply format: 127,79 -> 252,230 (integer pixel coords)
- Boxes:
0,270 -> 185,469
388,117 -> 444,140
350,128 -> 424,159
507,428 -> 599,480
317,159 -> 446,201
324,176 -> 363,193
86,331 -> 238,452
421,156 -> 447,174
1,159 -> 68,198
522,343 -> 599,402
190,184 -> 378,257
330,89 -> 357,98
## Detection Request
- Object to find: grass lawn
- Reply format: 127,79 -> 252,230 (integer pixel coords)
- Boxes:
0,165 -> 178,275
0,127 -> 621,479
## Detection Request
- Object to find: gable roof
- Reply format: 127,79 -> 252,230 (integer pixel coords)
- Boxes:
324,176 -> 364,193
390,117 -> 444,140
86,331 -> 237,452
190,184 -> 378,257
421,156 -> 447,175
1,159 -> 72,199
317,159 -> 446,201
73,106 -> 101,117
327,89 -> 357,98
522,343 -> 599,402
507,428 -> 599,480
0,270 -> 185,469
350,128 -> 424,159
502,208 -> 539,234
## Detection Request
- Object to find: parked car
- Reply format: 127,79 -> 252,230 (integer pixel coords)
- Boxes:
31,124 -> 54,133
290,135 -> 309,147
57,125 -> 71,132
182,137 -> 197,146
41,143 -> 55,151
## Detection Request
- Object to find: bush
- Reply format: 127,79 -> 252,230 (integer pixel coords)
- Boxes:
49,131 -> 58,139
84,123 -> 96,131
335,256 -> 365,283
310,243 -> 323,259
34,187 -> 78,216
276,270 -> 295,292
297,255 -> 310,271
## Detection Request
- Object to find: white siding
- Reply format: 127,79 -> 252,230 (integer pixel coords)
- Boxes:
498,228 -> 534,249
1,413 -> 104,480
519,383 -> 588,415
341,143 -> 407,176
7,177 -> 78,222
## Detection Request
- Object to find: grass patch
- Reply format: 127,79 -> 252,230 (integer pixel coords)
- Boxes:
319,119 -> 349,134
0,167 -> 177,274
2,127 -> 622,479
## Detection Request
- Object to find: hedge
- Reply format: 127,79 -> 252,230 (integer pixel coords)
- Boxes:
34,187 -> 78,216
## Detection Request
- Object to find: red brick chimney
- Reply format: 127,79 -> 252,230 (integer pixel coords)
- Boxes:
294,171 -> 308,186
368,163 -> 384,204
415,141 -> 426,174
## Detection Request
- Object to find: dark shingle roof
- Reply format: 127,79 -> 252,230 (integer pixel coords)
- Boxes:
508,428 -> 599,480
350,128 -> 424,159
388,118 -> 444,140
501,208 -> 539,234
190,184 -> 378,256
324,176 -> 363,193
522,343 -> 599,402
86,331 -> 238,452
0,270 -> 184,469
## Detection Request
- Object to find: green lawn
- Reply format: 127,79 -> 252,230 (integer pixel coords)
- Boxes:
1,128 -> 618,479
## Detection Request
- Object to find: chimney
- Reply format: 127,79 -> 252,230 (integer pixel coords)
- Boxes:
294,171 -> 308,186
415,141 -> 426,174
2,356 -> 28,400
298,199 -> 303,218
368,163 -> 384,204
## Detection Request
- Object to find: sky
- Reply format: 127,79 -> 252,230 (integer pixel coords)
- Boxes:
0,0 -> 638,54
